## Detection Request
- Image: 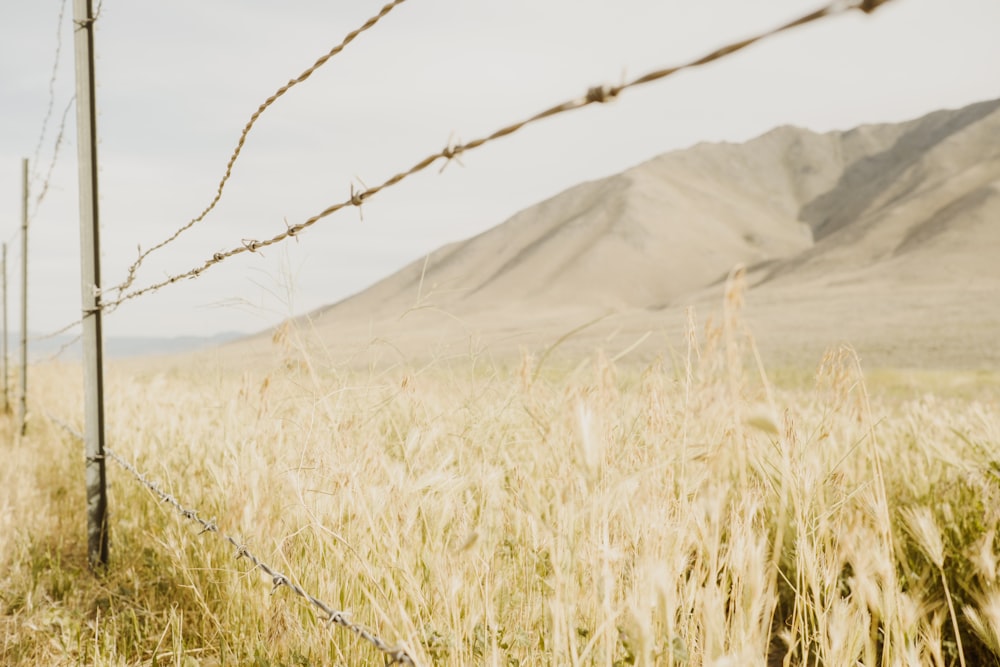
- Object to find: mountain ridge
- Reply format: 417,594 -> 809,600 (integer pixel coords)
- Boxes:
250,98 -> 1000,369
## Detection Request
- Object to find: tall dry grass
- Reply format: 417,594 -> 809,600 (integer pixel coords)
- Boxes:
1,301 -> 999,665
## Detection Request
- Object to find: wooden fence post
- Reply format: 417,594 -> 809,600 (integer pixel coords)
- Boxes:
72,0 -> 109,568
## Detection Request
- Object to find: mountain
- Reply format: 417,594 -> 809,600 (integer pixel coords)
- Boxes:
260,99 -> 1000,369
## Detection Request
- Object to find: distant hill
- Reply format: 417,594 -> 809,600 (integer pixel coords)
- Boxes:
245,98 -> 1000,369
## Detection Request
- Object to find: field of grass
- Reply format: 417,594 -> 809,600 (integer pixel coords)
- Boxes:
2,308 -> 999,665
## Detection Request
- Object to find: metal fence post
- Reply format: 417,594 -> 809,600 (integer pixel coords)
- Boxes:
19,160 -> 28,435
72,0 -> 109,568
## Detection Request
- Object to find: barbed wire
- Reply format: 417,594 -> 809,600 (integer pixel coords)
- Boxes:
100,0 -> 894,313
31,319 -> 81,344
29,0 -> 70,187
31,95 -> 76,220
115,0 -> 411,296
8,0 -> 83,279
35,333 -> 82,363
41,411 -> 418,666
42,410 -> 83,440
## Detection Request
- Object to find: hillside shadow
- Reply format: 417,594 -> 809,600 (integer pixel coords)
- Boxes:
799,98 -> 1000,241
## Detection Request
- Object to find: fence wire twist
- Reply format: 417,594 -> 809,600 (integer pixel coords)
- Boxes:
115,0 -> 410,296
42,411 -> 418,666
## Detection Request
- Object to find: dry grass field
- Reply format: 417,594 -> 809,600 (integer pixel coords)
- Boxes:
2,287 -> 999,666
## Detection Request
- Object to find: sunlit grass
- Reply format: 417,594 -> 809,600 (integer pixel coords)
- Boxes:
2,305 -> 999,665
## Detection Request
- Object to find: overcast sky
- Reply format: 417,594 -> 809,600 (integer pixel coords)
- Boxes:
1,0 -> 998,339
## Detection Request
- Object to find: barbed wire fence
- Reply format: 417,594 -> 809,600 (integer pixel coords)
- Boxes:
8,0 -> 900,664
17,2 -> 426,662
30,0 -> 412,348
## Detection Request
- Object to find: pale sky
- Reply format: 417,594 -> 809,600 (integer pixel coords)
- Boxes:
1,0 -> 998,338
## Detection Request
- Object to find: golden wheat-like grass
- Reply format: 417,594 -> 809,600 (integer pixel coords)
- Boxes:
1,311 -> 998,666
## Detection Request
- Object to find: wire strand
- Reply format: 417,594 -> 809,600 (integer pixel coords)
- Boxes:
115,0 -> 411,296
31,95 -> 76,221
42,411 -> 419,666
29,0 -> 70,186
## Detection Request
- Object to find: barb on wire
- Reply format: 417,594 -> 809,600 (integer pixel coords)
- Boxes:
42,413 -> 418,665
30,0 -> 70,185
101,0 -> 894,313
115,0 -> 410,297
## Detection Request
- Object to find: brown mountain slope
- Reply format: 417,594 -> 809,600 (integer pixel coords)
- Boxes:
286,98 -> 1000,369
315,132 -> 819,321
749,98 -> 1000,289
